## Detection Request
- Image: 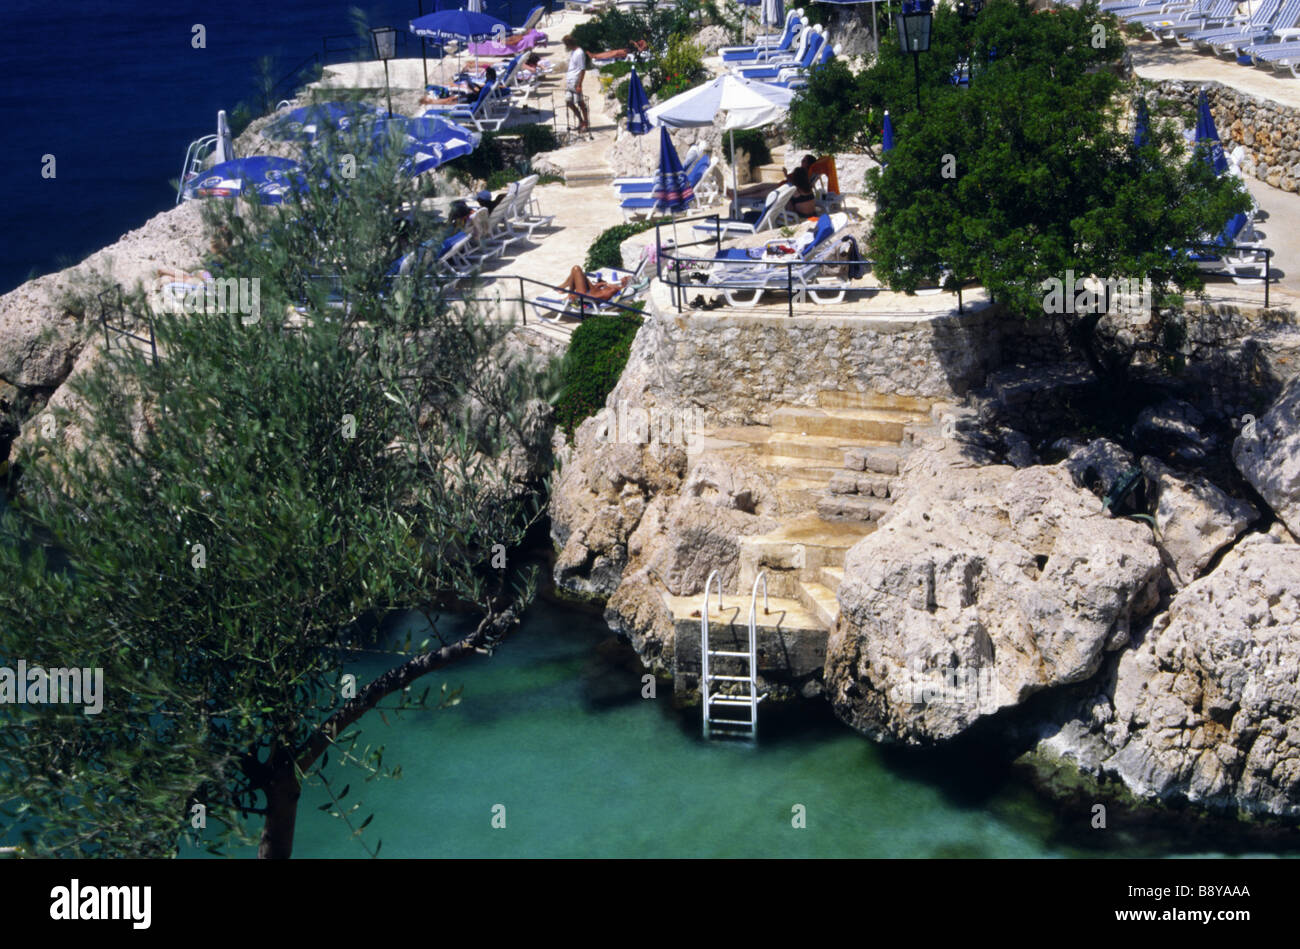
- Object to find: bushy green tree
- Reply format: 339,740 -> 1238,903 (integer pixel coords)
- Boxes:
0,126 -> 556,858
799,0 -> 1250,382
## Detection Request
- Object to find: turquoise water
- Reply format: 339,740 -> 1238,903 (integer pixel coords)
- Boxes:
227,600 -> 1292,859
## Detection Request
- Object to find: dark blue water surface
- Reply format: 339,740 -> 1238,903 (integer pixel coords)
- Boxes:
0,0 -> 540,295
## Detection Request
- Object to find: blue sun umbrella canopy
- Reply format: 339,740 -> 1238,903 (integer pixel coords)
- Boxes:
1195,89 -> 1228,176
762,0 -> 784,26
651,126 -> 694,212
263,102 -> 386,145
626,67 -> 651,136
1133,97 -> 1150,148
410,9 -> 508,41
370,115 -> 480,176
882,110 -> 895,154
184,156 -> 306,205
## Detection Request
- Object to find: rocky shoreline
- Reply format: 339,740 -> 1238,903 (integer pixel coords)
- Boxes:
550,286 -> 1300,821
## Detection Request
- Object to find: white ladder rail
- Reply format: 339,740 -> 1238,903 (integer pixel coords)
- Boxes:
745,571 -> 768,739
701,570 -> 766,740
700,569 -> 724,740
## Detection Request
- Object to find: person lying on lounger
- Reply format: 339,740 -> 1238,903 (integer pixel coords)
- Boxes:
419,68 -> 497,106
559,265 -> 632,303
590,39 -> 649,62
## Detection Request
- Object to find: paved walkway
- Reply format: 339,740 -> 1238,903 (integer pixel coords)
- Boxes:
1130,38 -> 1300,108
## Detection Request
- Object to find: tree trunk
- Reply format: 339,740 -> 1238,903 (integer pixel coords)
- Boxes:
258,753 -> 301,860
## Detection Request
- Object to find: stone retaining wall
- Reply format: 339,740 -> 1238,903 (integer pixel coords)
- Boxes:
619,300 -> 1007,426
1152,80 -> 1300,193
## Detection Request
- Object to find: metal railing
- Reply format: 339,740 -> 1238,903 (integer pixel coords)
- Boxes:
653,212 -> 894,319
299,270 -> 648,325
1188,242 -> 1274,308
99,287 -> 158,366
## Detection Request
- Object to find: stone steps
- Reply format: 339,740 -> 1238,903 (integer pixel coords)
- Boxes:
795,579 -> 840,628
816,389 -> 939,414
563,166 -> 615,187
772,405 -> 911,443
816,493 -> 893,523
761,431 -> 895,464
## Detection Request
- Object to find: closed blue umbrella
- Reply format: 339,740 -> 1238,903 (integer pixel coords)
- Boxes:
762,0 -> 784,27
1133,97 -> 1149,148
626,67 -> 651,136
882,110 -> 894,155
651,126 -> 694,212
371,115 -> 480,176
184,157 -> 306,205
264,102 -> 385,146
1195,89 -> 1228,175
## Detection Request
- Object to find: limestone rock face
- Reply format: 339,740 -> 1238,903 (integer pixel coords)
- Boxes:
825,463 -> 1164,743
1234,374 -> 1300,537
551,423 -> 689,601
1038,534 -> 1300,817
1140,456 -> 1257,587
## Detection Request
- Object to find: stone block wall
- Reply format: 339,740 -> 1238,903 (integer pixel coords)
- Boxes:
1152,80 -> 1300,193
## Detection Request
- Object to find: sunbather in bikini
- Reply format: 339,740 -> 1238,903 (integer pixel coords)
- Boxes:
419,68 -> 497,106
559,265 -> 632,303
590,39 -> 649,62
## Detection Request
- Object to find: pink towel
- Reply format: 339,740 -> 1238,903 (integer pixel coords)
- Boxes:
468,29 -> 547,56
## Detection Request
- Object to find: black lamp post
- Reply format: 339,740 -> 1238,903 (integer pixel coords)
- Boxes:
371,26 -> 398,118
895,0 -> 933,112
417,0 -> 428,86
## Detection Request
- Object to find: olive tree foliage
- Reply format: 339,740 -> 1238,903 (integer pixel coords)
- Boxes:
0,122 -> 558,858
790,0 -> 1251,382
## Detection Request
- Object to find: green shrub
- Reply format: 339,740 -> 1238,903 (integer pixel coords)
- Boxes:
599,60 -> 636,79
728,128 -> 771,172
584,218 -> 668,272
572,8 -> 646,53
443,124 -> 558,185
514,122 -> 559,157
649,35 -> 706,100
555,314 -> 644,436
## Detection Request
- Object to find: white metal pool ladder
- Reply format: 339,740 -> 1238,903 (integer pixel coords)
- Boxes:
701,570 -> 767,740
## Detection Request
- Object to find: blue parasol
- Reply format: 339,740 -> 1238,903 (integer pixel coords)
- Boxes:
264,102 -> 385,146
1195,89 -> 1228,176
882,110 -> 894,155
626,67 -> 651,136
409,9 -> 508,42
651,126 -> 694,212
1133,97 -> 1150,148
184,157 -> 306,205
371,115 -> 480,176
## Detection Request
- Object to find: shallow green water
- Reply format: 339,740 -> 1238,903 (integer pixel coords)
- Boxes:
230,601 -> 1297,860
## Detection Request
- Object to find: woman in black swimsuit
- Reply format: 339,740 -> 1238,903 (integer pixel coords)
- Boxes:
788,167 -> 824,218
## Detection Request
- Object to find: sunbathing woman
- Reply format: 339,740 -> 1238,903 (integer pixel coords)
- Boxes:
788,167 -> 825,218
419,67 -> 497,106
590,39 -> 649,62
559,265 -> 632,303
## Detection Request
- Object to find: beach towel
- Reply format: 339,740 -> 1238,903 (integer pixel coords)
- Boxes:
468,29 -> 547,56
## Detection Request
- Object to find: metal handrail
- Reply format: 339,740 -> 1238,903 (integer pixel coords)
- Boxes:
1187,242 -> 1273,308
99,287 -> 158,366
299,269 -> 648,326
747,570 -> 768,738
700,568 -> 724,738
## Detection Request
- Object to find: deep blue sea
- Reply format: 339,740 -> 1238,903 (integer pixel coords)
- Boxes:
0,0 -> 541,295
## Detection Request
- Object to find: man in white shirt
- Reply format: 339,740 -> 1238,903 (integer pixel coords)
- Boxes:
562,35 -> 590,134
